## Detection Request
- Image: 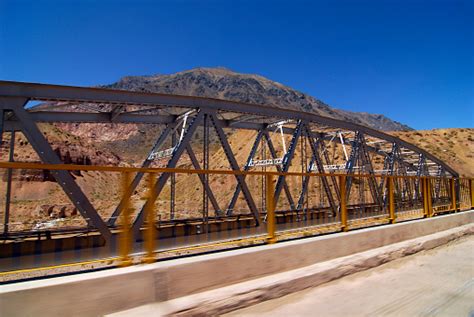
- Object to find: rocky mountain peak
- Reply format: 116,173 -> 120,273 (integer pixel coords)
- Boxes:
104,67 -> 412,131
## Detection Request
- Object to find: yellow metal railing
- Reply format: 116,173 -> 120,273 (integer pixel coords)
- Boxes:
0,161 -> 472,270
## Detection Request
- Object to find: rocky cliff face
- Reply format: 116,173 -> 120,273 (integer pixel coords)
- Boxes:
103,67 -> 412,131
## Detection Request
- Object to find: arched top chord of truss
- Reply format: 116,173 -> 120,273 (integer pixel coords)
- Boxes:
0,80 -> 457,177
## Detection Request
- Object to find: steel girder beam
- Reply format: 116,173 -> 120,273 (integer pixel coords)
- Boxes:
273,120 -> 303,207
170,131 -> 177,220
304,126 -> 337,213
110,105 -> 124,121
0,97 -> 112,240
296,164 -> 313,211
4,112 -> 447,181
378,143 -> 397,206
358,134 -> 382,206
132,111 -> 204,237
3,129 -> 14,235
344,132 -> 382,207
319,133 -> 421,178
394,146 -> 415,203
226,130 -> 264,215
15,112 -> 420,174
0,80 -> 457,177
227,129 -> 296,214
262,131 -> 296,210
320,141 -> 341,201
344,132 -> 361,199
0,110 -> 3,153
345,132 -> 376,205
23,111 -> 296,136
185,144 -> 222,216
108,124 -> 173,225
296,137 -> 319,210
434,166 -> 445,200
208,112 -> 260,225
414,154 -> 427,200
379,142 -> 397,191
29,111 -> 176,124
296,134 -> 341,211
201,113 -> 209,225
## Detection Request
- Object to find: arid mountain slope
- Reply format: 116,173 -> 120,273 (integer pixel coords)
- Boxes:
103,67 -> 412,131
391,128 -> 474,177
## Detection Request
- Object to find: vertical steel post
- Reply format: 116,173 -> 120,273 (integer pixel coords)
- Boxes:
266,174 -> 276,244
470,179 -> 474,209
450,178 -> 457,212
170,131 -> 176,220
339,175 -> 348,232
0,110 -> 3,153
133,112 -> 204,237
422,178 -> 428,217
388,176 -> 396,224
263,131 -> 296,209
119,171 -> 133,267
9,99 -> 112,240
426,178 -> 433,217
227,130 -> 264,215
273,121 -> 302,208
186,145 -> 221,215
108,125 -> 172,225
142,173 -> 157,264
203,114 -> 209,232
3,130 -> 14,236
209,113 -> 260,225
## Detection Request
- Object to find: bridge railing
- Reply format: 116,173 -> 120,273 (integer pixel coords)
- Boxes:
0,161 -> 472,280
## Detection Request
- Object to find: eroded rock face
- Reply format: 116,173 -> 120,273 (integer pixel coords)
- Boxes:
52,144 -> 120,166
53,122 -> 140,143
1,131 -> 121,182
34,204 -> 78,218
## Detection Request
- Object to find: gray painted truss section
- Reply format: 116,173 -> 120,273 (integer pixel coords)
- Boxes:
0,81 -> 461,241
0,80 -> 458,177
0,97 -> 112,240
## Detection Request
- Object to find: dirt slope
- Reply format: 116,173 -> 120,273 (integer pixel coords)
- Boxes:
391,128 -> 474,177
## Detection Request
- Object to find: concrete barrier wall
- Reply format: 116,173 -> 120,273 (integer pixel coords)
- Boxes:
1,211 -> 472,317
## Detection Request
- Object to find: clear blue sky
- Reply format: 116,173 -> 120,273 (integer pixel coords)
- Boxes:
1,0 -> 473,130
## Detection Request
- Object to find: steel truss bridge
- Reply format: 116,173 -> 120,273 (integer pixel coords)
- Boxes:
0,80 -> 472,273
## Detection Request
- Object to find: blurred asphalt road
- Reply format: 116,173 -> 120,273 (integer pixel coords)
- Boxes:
227,235 -> 474,317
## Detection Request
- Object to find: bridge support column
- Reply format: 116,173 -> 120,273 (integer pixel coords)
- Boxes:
142,173 -> 157,264
423,178 -> 433,218
119,172 -> 133,267
388,177 -> 396,224
339,175 -> 348,232
450,179 -> 457,212
0,97 -> 112,240
470,179 -> 474,209
266,174 -> 276,244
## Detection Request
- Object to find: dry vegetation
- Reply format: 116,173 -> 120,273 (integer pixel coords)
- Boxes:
391,128 -> 474,177
0,126 -> 472,232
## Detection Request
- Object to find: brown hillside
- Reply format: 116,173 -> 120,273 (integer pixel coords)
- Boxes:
391,128 -> 474,177
0,126 -> 471,231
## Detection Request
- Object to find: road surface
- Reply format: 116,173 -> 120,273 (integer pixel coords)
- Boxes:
227,235 -> 474,317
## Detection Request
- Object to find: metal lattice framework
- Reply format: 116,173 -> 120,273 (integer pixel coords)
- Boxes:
0,81 -> 459,241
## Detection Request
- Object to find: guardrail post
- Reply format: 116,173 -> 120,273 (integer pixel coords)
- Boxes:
339,175 -> 348,232
470,179 -> 474,209
450,178 -> 457,212
142,173 -> 157,264
425,178 -> 433,217
266,174 -> 276,244
422,178 -> 428,217
388,176 -> 396,224
119,171 -> 133,267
